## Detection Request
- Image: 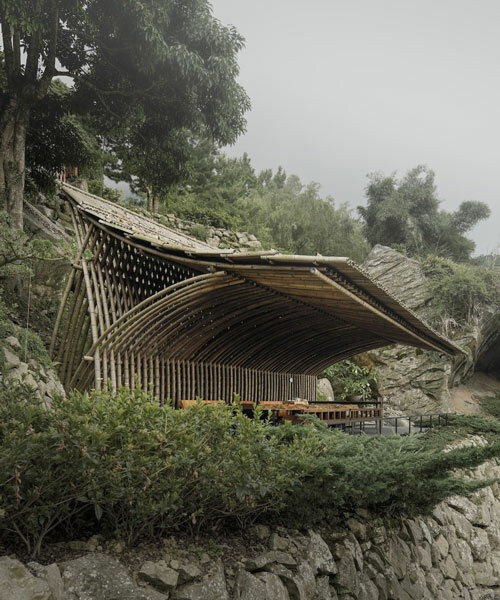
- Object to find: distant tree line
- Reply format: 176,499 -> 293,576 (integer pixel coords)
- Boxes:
153,147 -> 490,264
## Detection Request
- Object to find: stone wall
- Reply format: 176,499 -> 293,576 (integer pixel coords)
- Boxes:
160,212 -> 263,251
2,437 -> 499,599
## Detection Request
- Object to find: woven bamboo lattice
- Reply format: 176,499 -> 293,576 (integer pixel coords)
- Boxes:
51,183 -> 462,405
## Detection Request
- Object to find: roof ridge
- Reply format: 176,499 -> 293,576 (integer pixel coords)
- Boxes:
60,182 -> 214,251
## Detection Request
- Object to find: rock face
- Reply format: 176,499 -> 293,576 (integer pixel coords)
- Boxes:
0,556 -> 51,600
317,379 -> 334,402
60,554 -> 167,599
2,452 -> 500,599
361,245 -> 499,415
1,334 -> 65,403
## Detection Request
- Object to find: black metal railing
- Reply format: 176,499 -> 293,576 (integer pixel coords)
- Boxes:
329,413 -> 452,436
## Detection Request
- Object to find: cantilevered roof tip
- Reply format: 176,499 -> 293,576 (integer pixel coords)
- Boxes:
59,182 -> 463,372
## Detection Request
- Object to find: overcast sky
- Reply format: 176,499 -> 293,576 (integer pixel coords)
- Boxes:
211,0 -> 500,256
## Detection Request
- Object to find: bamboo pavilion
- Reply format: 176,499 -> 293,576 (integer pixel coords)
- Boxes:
51,183 -> 461,420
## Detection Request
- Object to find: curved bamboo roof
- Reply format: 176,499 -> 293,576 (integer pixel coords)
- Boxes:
60,183 -> 462,381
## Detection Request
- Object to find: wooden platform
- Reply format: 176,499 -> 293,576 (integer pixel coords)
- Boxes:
179,398 -> 382,425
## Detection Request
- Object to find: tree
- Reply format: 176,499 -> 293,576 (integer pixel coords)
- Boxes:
165,149 -> 369,261
358,166 -> 491,261
0,0 -> 249,228
25,80 -> 101,194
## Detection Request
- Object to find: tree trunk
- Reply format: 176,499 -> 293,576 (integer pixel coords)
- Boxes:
152,193 -> 159,214
0,98 -> 30,230
146,186 -> 153,213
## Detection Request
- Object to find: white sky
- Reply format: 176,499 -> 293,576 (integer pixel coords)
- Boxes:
211,0 -> 500,255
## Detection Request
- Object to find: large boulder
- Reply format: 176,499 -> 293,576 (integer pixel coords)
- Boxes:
317,379 -> 334,402
60,553 -> 167,600
0,557 -> 51,600
174,563 -> 228,600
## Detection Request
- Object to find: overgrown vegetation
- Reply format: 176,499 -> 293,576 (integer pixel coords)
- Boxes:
0,211 -> 59,279
321,360 -> 378,401
0,292 -> 53,370
423,255 -> 500,323
1,381 -> 499,557
358,166 -> 490,262
161,149 -> 369,261
479,392 -> 500,420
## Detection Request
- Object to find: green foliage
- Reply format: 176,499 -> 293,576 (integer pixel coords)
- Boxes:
0,290 -> 8,346
0,385 -> 305,554
25,80 -> 101,194
189,224 -> 210,242
0,211 -> 59,278
97,5 -> 250,208
321,360 -> 378,401
423,256 -> 500,322
14,328 -> 52,369
479,393 -> 500,420
358,166 -> 491,261
279,416 -> 500,526
87,181 -> 124,204
0,0 -> 249,224
164,149 -> 369,261
0,290 -> 52,370
1,383 -> 499,556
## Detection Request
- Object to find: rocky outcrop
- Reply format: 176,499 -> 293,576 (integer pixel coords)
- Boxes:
2,442 -> 499,599
1,333 -> 64,402
317,378 -> 335,402
361,245 -> 499,415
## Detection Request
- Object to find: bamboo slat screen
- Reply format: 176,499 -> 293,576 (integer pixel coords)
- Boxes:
52,184 -> 461,406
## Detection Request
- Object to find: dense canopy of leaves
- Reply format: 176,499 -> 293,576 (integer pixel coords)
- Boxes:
25,80 -> 101,194
0,0 -> 249,223
358,166 -> 490,261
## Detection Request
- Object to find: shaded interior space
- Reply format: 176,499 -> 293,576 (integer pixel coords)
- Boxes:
475,329 -> 500,381
450,328 -> 500,416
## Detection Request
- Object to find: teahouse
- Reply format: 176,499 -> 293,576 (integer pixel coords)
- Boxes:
51,183 -> 461,423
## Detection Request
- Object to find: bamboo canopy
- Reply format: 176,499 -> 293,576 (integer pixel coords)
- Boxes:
51,183 -> 462,405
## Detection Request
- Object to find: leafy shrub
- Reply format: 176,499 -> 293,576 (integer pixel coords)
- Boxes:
278,417 -> 500,526
1,381 -> 499,556
321,359 -> 378,400
0,291 -> 8,346
189,223 -> 210,242
0,384 -> 308,554
0,211 -> 58,279
422,256 -> 500,323
0,290 -> 52,370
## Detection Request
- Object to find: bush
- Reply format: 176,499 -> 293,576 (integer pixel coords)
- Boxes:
479,393 -> 500,420
278,417 -> 500,526
1,381 -> 499,556
0,384 -> 308,554
0,211 -> 58,279
422,256 -> 500,323
321,359 -> 378,401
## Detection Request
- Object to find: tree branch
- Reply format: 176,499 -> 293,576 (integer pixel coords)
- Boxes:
25,16 -> 42,84
37,0 -> 59,98
1,19 -> 15,84
12,26 -> 20,75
